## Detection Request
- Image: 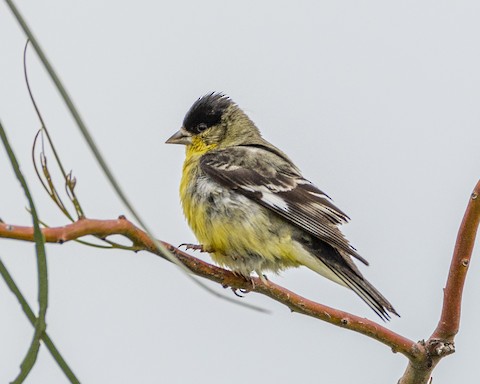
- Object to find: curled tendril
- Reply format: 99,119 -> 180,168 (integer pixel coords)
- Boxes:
24,40 -> 137,250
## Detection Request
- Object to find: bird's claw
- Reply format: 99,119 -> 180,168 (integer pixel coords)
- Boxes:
222,272 -> 254,297
232,288 -> 245,297
225,287 -> 251,298
178,243 -> 210,252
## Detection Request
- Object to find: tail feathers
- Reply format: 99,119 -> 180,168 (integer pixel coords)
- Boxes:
304,238 -> 399,321
328,265 -> 399,321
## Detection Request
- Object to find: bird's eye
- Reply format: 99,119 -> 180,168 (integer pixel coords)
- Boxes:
196,123 -> 208,133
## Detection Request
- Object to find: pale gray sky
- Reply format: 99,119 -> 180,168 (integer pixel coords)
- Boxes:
1,1 -> 480,383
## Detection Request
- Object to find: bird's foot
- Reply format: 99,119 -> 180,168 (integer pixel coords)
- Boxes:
178,243 -> 213,253
230,287 -> 250,297
256,271 -> 269,286
222,272 -> 255,296
221,285 -> 251,297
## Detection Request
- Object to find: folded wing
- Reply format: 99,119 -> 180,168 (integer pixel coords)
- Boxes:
200,145 -> 368,265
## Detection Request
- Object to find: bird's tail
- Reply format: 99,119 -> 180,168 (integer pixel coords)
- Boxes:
302,239 -> 399,321
328,262 -> 399,321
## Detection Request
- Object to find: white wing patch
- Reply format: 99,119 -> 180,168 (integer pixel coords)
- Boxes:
308,191 -> 330,199
260,191 -> 289,211
199,146 -> 366,264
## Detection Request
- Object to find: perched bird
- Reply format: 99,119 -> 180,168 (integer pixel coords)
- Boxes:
166,93 -> 398,320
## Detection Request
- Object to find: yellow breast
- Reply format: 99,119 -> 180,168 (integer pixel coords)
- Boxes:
179,138 -> 217,244
178,139 -> 304,276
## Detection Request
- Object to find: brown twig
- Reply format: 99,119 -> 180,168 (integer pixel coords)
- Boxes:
0,216 -> 416,359
398,179 -> 480,384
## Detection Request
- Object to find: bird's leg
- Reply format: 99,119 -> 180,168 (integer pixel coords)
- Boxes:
222,271 -> 255,296
256,270 -> 270,285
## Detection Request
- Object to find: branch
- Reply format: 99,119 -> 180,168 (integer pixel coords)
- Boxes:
0,217 -> 417,360
2,180 -> 479,383
398,179 -> 480,384
433,180 -> 480,340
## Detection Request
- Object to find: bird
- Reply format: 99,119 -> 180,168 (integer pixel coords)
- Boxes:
166,92 -> 398,320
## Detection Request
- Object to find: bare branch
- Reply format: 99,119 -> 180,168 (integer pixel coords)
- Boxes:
432,179 -> 480,340
2,180 -> 478,383
397,179 -> 480,384
0,217 -> 416,359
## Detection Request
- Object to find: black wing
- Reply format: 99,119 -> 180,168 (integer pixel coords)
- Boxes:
199,145 -> 368,265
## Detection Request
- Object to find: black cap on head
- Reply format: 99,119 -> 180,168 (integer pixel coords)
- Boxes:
183,93 -> 232,134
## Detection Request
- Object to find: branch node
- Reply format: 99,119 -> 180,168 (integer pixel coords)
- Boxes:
341,318 -> 349,326
118,215 -> 127,220
461,258 -> 469,267
409,339 -> 427,360
428,339 -> 455,357
471,192 -> 478,200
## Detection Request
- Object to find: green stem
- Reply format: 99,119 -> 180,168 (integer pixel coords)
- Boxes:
3,0 -> 242,307
0,119 -> 48,383
0,258 -> 80,383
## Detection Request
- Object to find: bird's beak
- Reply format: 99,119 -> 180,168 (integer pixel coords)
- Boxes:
165,127 -> 192,145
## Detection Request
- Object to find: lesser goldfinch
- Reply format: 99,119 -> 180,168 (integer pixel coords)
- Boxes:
166,93 -> 398,320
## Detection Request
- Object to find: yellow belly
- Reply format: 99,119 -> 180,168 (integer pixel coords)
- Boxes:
178,145 -> 347,285
179,152 -> 303,276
